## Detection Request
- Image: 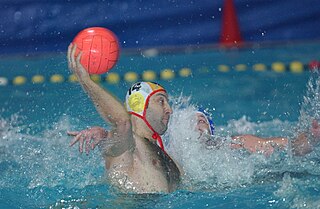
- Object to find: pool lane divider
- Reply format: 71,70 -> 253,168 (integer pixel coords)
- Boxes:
1,61 -> 319,86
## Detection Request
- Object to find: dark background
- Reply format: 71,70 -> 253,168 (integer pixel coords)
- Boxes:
1,0 -> 320,54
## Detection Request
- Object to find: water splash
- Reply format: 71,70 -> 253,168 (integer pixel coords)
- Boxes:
164,94 -> 320,192
164,96 -> 261,190
0,114 -> 105,190
290,71 -> 320,175
298,71 -> 320,131
225,116 -> 294,137
268,72 -> 320,207
274,173 -> 320,209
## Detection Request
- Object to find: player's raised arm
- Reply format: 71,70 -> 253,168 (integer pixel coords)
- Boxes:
67,43 -> 134,158
68,43 -> 130,127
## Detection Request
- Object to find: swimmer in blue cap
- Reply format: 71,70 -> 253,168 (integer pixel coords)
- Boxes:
194,109 -> 224,148
193,110 -> 320,156
196,109 -> 215,136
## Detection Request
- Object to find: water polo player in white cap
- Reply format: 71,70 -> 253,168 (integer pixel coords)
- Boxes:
67,44 -> 180,193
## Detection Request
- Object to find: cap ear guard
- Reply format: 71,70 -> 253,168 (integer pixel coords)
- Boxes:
127,91 -> 145,114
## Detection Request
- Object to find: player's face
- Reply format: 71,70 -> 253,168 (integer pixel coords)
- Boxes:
145,92 -> 172,135
195,113 -> 210,134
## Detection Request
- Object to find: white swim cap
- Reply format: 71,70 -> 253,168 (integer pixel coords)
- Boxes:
125,81 -> 167,152
125,81 -> 166,117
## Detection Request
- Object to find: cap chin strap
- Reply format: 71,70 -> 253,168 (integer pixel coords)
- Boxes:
129,112 -> 165,151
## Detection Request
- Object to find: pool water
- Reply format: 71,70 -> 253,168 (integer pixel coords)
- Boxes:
1,43 -> 320,208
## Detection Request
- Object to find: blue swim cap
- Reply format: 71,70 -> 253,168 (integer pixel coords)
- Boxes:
197,108 -> 215,136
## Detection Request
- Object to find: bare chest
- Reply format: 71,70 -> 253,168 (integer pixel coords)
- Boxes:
133,146 -> 181,190
107,148 -> 180,193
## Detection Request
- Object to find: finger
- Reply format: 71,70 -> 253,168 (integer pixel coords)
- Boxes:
92,138 -> 101,150
92,140 -> 97,150
79,135 -> 84,153
75,51 -> 83,68
75,51 -> 89,78
67,43 -> 73,69
67,43 -> 72,58
85,134 -> 91,155
70,43 -> 78,70
67,131 -> 79,136
70,134 -> 82,147
71,43 -> 77,68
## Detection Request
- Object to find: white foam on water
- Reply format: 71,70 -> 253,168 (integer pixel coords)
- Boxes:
164,93 -> 320,192
298,71 -> 320,131
0,114 -> 105,189
271,71 -> 320,208
163,96 -> 260,190
2,71 -> 320,200
224,116 -> 294,137
274,173 -> 320,209
291,71 -> 320,176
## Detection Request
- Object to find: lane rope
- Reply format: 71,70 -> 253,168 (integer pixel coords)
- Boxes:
1,61 -> 319,86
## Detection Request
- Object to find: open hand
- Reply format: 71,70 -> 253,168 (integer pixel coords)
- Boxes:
67,126 -> 108,154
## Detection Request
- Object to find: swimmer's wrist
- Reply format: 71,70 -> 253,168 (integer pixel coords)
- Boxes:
276,138 -> 288,148
265,137 -> 288,149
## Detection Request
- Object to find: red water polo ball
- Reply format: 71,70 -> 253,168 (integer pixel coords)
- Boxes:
72,27 -> 120,74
